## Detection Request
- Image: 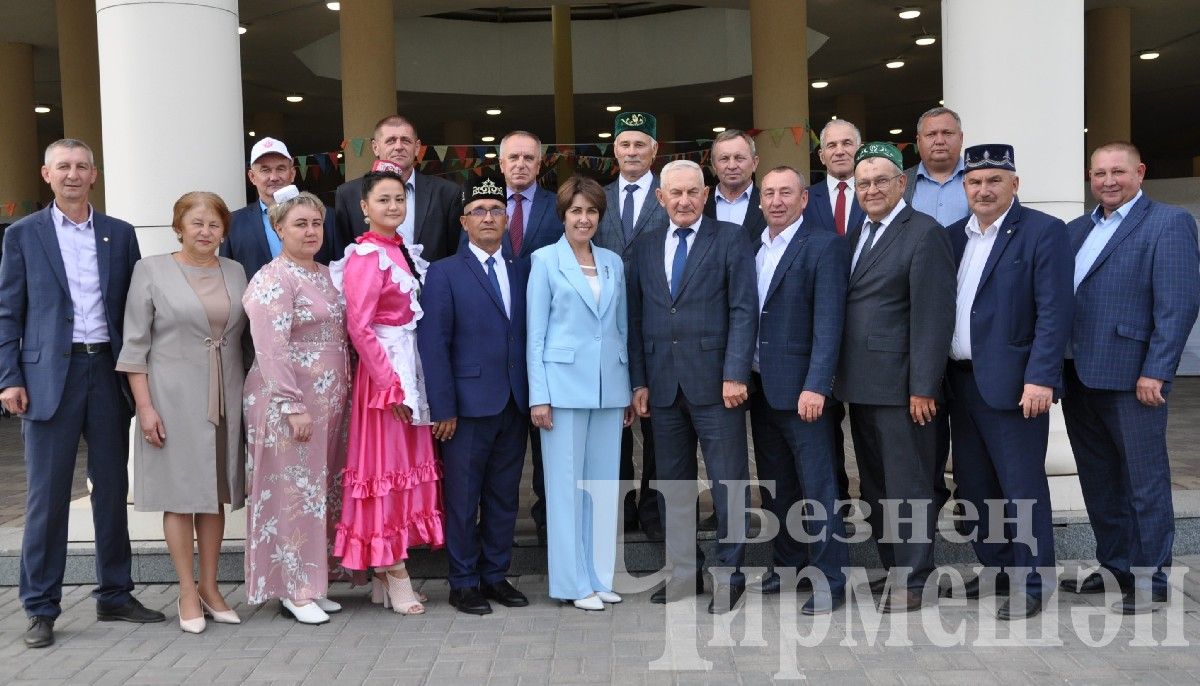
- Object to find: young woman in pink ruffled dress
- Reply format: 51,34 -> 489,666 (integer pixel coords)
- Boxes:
331,168 -> 444,614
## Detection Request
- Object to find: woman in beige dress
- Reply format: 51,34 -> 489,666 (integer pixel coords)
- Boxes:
117,191 -> 248,634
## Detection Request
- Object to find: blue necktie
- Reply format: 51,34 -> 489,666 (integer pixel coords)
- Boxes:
622,184 -> 639,240
670,227 -> 693,299
485,256 -> 506,316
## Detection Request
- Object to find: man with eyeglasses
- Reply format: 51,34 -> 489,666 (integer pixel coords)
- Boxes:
835,142 -> 955,614
418,175 -> 531,616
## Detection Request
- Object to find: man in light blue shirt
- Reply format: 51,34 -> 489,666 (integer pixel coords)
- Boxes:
904,107 -> 968,227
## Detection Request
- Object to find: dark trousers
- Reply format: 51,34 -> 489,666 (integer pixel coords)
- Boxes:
947,364 -> 1055,597
848,403 -> 938,590
934,411 -> 952,511
20,350 -> 133,618
749,386 -> 848,591
441,399 -> 528,590
829,401 -> 851,501
620,418 -> 660,527
1063,361 -> 1173,593
653,390 -> 749,585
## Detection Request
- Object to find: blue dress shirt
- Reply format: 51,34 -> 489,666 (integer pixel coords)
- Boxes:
910,159 -> 968,227
1074,190 -> 1144,292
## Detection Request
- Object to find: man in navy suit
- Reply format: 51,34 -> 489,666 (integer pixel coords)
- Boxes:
749,166 -> 849,615
0,139 -> 165,649
940,145 -> 1074,621
627,159 -> 758,614
1060,141 -> 1200,614
418,175 -> 531,616
497,130 -> 565,542
594,112 -> 670,540
703,129 -> 766,240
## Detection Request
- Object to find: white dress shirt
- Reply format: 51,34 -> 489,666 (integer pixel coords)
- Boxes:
619,171 -> 654,228
51,203 -> 108,343
951,202 -> 1013,360
664,221 -> 701,284
714,182 -> 753,226
825,175 -> 855,217
753,217 -> 803,370
398,173 -> 417,246
850,199 -> 907,272
468,241 -> 510,317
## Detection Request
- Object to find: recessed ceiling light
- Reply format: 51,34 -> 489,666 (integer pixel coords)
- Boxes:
939,99 -> 945,105
1083,127 -> 1089,133
889,128 -> 903,135
248,130 -> 256,137
484,152 -> 497,159
481,135 -> 496,143
286,94 -> 303,103
718,96 -> 735,103
898,8 -> 921,20
598,132 -> 612,138
605,104 -> 622,112
326,2 -> 341,10
886,59 -> 905,69
831,115 -> 838,120
34,105 -> 51,114
238,25 -> 247,35
915,35 -> 936,46
1139,50 -> 1160,60
811,80 -> 829,89
712,126 -> 726,133
485,108 -> 502,116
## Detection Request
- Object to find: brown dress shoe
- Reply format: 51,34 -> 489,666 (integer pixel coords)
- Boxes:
878,588 -> 924,613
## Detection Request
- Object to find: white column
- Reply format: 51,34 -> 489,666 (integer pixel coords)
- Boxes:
942,0 -> 1086,511
96,0 -> 246,257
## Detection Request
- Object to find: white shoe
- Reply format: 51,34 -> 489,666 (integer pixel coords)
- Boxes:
573,594 -> 605,611
314,597 -> 342,613
178,600 -> 206,634
280,598 -> 330,625
596,591 -> 622,604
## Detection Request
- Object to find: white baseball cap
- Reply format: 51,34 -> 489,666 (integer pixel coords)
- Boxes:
249,137 -> 292,165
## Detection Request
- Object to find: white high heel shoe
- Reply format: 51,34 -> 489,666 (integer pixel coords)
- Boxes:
199,596 -> 241,624
178,600 -> 206,634
596,591 -> 622,604
314,597 -> 342,613
573,593 -> 605,611
280,598 -> 330,625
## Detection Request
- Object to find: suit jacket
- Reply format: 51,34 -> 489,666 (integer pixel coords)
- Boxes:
627,216 -> 758,407
1067,194 -> 1200,392
526,237 -> 630,409
502,185 -> 565,261
834,204 -> 956,406
594,174 -> 670,262
0,205 -> 141,420
417,244 -> 530,420
947,201 -> 1074,409
220,201 -> 337,279
333,171 -> 463,262
703,184 -> 767,240
803,178 -> 866,235
756,224 -> 849,411
902,166 -> 918,205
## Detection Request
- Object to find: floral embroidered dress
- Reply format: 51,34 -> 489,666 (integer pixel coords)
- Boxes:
331,232 -> 445,570
242,256 -> 351,604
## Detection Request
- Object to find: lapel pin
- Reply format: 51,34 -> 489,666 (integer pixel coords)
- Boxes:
103,236 -> 109,242
1006,229 -> 1012,234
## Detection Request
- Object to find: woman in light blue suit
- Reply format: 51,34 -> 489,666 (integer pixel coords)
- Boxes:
527,176 -> 633,611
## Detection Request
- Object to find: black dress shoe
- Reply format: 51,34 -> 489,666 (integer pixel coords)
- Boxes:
802,589 -> 845,616
641,519 -> 665,541
650,576 -> 704,604
878,589 -> 924,613
997,593 -> 1042,621
941,574 -> 1009,599
698,512 -> 718,532
96,597 -> 166,623
707,583 -> 746,614
1111,589 -> 1165,615
23,616 -> 54,649
482,580 -> 529,607
1060,571 -> 1123,595
868,577 -> 890,595
750,572 -> 813,595
449,587 -> 493,615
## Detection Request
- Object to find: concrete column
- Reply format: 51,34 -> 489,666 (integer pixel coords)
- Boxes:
0,43 -> 41,221
834,93 -> 867,135
943,0 -> 1085,511
56,0 -> 105,211
750,0 -> 808,176
340,0 -> 396,181
97,0 -> 245,256
251,111 -> 285,140
443,119 -> 473,146
552,4 -> 575,181
1085,7 -> 1131,157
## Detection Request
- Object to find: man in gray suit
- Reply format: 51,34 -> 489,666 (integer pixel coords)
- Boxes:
595,112 -> 669,539
835,142 -> 956,613
627,160 -> 758,614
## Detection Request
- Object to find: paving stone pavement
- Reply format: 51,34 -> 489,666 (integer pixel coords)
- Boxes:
3,559 -> 1200,685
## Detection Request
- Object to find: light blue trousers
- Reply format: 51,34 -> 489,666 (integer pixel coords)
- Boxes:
540,407 -> 623,600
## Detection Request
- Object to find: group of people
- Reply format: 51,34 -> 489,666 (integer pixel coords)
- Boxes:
1,103 -> 1196,650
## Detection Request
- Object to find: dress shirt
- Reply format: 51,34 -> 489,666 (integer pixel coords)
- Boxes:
398,174 -> 417,246
468,241 -> 510,317
911,159 -> 968,227
950,202 -> 1012,360
51,202 -> 108,343
506,184 -> 537,223
663,221 -> 700,284
714,183 -> 753,226
825,174 -> 855,216
619,171 -> 654,229
753,217 -> 803,371
850,199 -> 907,272
258,200 -> 283,259
1074,190 -> 1143,293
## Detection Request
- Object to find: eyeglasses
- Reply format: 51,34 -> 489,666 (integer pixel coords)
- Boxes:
466,207 -> 506,218
857,173 -> 904,191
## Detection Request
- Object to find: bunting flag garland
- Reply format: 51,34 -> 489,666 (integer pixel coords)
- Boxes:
351,138 -> 365,157
768,128 -> 786,146
790,126 -> 806,146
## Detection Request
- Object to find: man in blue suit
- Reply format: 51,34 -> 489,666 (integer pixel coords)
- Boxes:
418,175 -> 531,616
0,139 -> 165,649
497,130 -> 565,543
749,166 -> 849,615
627,159 -> 758,614
594,112 -> 670,540
940,145 -> 1074,621
1060,141 -> 1200,614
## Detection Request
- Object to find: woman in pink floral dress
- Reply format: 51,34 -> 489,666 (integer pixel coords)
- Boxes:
332,168 -> 444,614
243,188 -> 350,625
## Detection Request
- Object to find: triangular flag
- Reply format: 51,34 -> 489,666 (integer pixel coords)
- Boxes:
339,164 -> 346,176
4,202 -> 14,217
327,152 -> 339,169
596,143 -> 609,156
296,154 -> 308,170
308,163 -> 321,180
541,144 -> 551,157
351,138 -> 366,157
809,128 -> 821,151
769,129 -> 785,146
897,142 -> 911,150
790,126 -> 806,146
418,145 -> 427,162
298,163 -> 308,180
746,128 -> 763,138
339,139 -> 348,151
433,145 -> 448,161
451,145 -> 469,160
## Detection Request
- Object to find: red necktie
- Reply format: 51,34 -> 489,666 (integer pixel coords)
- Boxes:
509,195 -> 525,255
834,180 -> 848,236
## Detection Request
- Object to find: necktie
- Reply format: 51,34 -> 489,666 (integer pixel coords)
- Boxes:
509,194 -> 525,256
834,180 -> 848,235
622,184 -> 639,240
670,227 -> 694,298
854,221 -> 881,274
485,256 -> 506,316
